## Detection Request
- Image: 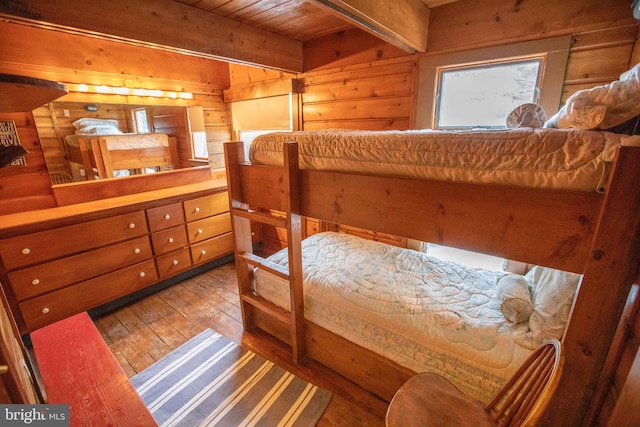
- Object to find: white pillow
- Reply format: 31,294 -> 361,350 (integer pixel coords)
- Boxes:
72,118 -> 122,135
512,266 -> 582,349
496,274 -> 534,323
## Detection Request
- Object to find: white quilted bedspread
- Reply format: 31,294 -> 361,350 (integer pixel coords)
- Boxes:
249,128 -> 639,192
253,232 -> 533,400
65,133 -> 169,150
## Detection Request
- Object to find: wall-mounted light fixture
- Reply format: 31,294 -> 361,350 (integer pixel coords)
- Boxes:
66,83 -> 193,100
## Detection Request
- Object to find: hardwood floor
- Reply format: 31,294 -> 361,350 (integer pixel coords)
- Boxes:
94,261 -> 388,426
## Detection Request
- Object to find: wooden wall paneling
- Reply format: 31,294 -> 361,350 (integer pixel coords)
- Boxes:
561,26 -> 638,103
228,63 -> 295,87
565,46 -> 634,84
427,0 -> 636,55
301,58 -> 415,130
150,106 -> 190,167
302,118 -> 411,131
303,59 -> 415,86
302,70 -> 413,103
0,112 -> 55,215
303,97 -> 412,125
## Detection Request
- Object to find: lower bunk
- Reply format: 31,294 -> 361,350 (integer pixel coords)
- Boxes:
244,231 -> 579,402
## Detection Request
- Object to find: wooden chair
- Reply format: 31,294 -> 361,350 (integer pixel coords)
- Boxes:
385,339 -> 563,427
50,171 -> 74,184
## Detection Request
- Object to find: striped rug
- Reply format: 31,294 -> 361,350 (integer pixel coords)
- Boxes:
131,329 -> 332,427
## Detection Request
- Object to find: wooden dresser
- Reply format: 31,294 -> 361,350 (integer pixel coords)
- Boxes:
0,181 -> 233,334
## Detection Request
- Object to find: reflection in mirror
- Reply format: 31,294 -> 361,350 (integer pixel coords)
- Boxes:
34,102 -> 203,184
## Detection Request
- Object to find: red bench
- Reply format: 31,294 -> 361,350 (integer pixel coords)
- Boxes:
30,312 -> 157,426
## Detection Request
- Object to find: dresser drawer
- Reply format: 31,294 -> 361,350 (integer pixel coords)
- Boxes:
156,248 -> 192,278
18,260 -> 158,332
190,232 -> 234,265
8,236 -> 152,301
187,212 -> 232,244
151,225 -> 188,255
0,211 -> 148,270
147,202 -> 185,232
183,192 -> 229,222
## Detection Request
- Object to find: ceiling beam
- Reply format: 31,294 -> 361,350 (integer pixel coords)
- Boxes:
0,0 -> 303,72
312,0 -> 429,54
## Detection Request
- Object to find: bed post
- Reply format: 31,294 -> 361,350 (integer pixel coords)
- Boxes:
541,144 -> 640,426
283,142 -> 305,363
224,141 -> 256,331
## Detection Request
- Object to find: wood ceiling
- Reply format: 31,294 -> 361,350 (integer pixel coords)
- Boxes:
172,0 -> 458,43
0,0 -> 460,72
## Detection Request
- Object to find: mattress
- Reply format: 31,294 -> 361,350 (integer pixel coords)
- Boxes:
65,133 -> 169,150
252,232 -> 534,400
249,128 -> 640,192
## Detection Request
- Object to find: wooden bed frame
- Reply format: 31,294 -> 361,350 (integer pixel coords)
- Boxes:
66,135 -> 179,179
223,139 -> 640,426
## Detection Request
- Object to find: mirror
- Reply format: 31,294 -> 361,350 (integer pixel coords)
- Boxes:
35,101 -> 202,184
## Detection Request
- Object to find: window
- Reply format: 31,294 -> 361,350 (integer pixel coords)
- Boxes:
416,36 -> 571,130
414,37 -> 571,269
187,106 -> 208,160
436,58 -> 542,129
238,130 -> 276,161
231,95 -> 294,161
133,108 -> 151,133
424,243 -> 506,271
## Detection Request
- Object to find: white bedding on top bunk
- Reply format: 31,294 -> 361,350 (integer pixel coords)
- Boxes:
248,128 -> 638,192
253,232 -> 540,400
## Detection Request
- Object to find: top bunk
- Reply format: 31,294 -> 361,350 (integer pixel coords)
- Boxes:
226,127 -> 640,274
63,118 -> 178,180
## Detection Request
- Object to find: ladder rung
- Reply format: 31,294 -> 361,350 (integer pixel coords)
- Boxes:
232,208 -> 287,228
242,293 -> 290,325
239,252 -> 289,280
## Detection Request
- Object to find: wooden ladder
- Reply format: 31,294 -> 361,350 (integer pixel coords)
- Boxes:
224,141 -> 306,363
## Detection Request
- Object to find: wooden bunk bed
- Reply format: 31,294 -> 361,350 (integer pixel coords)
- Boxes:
224,128 -> 640,426
64,133 -> 179,179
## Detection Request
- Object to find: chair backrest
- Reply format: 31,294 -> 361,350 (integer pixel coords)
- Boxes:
50,171 -> 74,184
483,339 -> 564,427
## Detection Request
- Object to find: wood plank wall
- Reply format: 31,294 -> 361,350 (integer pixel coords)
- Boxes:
0,112 -> 55,215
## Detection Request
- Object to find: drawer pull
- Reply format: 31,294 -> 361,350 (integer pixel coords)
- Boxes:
197,229 -> 203,234
42,307 -> 50,314
134,248 -> 141,254
31,279 -> 40,286
168,237 -> 174,243
22,248 -> 31,255
139,272 -> 146,278
164,214 -> 171,220
172,260 -> 179,265
129,223 -> 136,229
194,207 -> 200,213
200,250 -> 206,256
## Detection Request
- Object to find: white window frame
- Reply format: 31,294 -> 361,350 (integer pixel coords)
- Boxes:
435,56 -> 544,129
416,36 -> 571,130
132,107 -> 151,133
